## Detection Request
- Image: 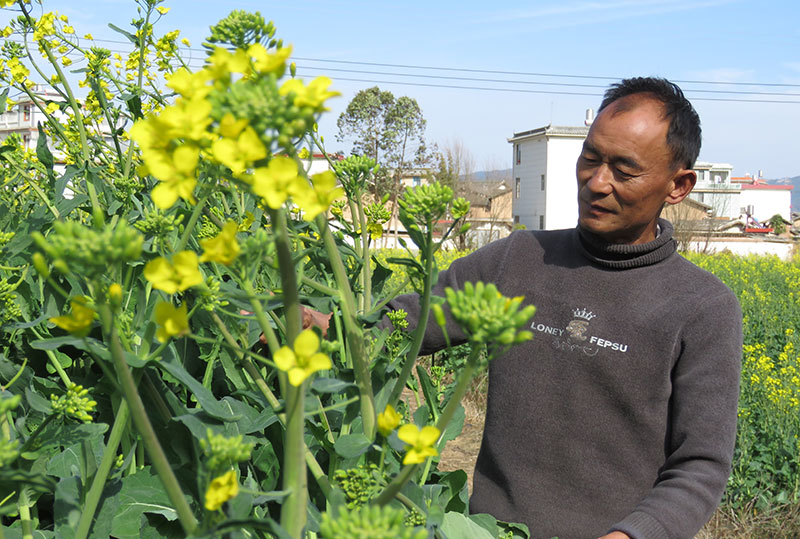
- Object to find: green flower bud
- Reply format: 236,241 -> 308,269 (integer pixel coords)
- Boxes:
32,252 -> 50,277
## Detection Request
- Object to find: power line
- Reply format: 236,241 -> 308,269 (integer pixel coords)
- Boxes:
293,57 -> 800,89
295,66 -> 800,98
294,72 -> 800,104
9,33 -> 799,90
9,36 -> 800,102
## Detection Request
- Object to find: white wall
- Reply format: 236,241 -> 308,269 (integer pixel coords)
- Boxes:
688,238 -> 794,260
739,189 -> 791,222
512,139 -> 546,229
545,137 -> 583,230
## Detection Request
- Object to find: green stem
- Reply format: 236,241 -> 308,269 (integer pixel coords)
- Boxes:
101,306 -> 197,534
74,401 -> 131,539
356,195 -> 372,312
317,216 -> 376,439
269,208 -> 301,341
280,384 -> 307,537
388,234 -> 435,407
18,487 -> 33,539
211,314 -> 331,498
174,194 -> 208,253
240,280 -> 280,355
418,348 -> 480,485
374,463 -> 418,506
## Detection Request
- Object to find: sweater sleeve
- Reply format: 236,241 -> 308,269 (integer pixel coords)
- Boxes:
610,290 -> 743,539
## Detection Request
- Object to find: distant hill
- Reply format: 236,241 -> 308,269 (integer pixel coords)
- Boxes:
466,168 -> 512,181
772,175 -> 800,213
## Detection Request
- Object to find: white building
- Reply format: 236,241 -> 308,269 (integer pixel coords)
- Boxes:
0,85 -> 62,151
736,177 -> 792,223
508,125 -> 589,230
686,161 -> 740,219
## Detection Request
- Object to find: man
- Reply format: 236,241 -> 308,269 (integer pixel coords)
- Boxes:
391,77 -> 742,538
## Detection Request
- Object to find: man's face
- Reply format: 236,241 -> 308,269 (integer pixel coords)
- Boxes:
576,95 -> 692,244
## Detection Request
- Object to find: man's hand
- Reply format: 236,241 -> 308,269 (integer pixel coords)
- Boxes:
300,305 -> 332,337
598,532 -> 630,539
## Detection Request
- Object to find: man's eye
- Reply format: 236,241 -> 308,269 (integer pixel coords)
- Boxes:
615,168 -> 634,179
580,155 -> 598,164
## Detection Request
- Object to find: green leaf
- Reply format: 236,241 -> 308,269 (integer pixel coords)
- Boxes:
371,255 -> 392,296
439,512 -> 495,539
36,123 -> 54,176
105,467 -> 178,539
155,358 -> 240,421
384,256 -> 424,274
107,23 -> 138,44
54,476 -> 81,539
439,402 -> 465,446
25,387 -> 52,414
311,377 -> 354,394
333,433 -> 373,458
416,365 -> 441,421
0,88 -> 8,114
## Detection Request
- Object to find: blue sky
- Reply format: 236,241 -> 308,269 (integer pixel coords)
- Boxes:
4,0 -> 800,178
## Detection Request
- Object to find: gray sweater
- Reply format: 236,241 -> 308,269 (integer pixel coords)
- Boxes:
392,220 -> 742,539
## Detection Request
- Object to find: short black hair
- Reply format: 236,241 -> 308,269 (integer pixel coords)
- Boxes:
598,77 -> 701,170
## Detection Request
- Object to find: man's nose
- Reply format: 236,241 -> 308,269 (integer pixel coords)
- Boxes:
585,165 -> 613,194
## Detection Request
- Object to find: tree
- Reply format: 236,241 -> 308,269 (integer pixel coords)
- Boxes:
337,87 -> 431,245
336,87 -> 430,200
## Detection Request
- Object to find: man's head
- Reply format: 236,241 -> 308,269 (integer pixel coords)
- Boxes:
576,77 -> 699,244
599,77 -> 701,170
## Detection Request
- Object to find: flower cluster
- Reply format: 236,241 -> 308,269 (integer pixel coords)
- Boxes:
319,504 -> 427,539
130,37 -> 341,215
32,221 -> 143,279
200,428 -> 254,472
443,281 -> 536,347
50,383 -> 98,423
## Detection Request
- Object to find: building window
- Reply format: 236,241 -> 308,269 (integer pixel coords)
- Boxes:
515,177 -> 520,199
22,134 -> 30,147
540,174 -> 546,191
514,215 -> 520,225
515,144 -> 521,164
412,175 -> 421,186
539,215 -> 545,230
23,105 -> 31,121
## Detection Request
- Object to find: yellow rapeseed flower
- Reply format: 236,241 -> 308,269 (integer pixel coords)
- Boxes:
143,251 -> 203,294
50,297 -> 95,337
250,156 -> 305,210
204,469 -> 239,511
165,67 -> 211,100
279,76 -> 339,112
156,6 -> 170,14
247,43 -> 291,75
211,125 -> 267,175
397,424 -> 439,465
207,47 -> 251,80
292,170 -> 344,221
154,302 -> 189,342
274,329 -> 332,386
199,221 -> 240,265
377,404 -> 401,437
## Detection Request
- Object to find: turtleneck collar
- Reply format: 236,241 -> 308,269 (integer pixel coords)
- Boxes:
575,218 -> 677,269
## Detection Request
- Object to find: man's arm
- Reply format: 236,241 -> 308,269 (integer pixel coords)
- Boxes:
609,291 -> 742,539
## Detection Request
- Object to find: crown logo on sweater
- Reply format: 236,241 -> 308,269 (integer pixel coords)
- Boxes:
572,307 -> 596,321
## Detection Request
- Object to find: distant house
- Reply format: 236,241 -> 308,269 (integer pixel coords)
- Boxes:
455,179 -> 513,246
508,125 -> 589,231
0,85 -> 62,154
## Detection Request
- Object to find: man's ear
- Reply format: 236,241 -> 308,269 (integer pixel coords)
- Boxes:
665,169 -> 697,205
